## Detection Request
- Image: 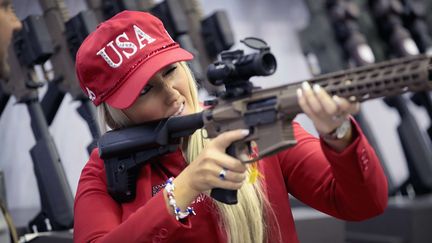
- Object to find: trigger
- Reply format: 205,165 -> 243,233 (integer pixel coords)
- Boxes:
247,141 -> 253,155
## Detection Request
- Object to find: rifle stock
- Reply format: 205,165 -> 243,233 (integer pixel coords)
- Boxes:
98,113 -> 204,202
6,16 -> 74,231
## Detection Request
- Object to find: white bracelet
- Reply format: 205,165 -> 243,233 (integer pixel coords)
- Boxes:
165,177 -> 196,220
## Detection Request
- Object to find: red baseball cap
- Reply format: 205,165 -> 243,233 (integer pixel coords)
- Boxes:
75,11 -> 193,109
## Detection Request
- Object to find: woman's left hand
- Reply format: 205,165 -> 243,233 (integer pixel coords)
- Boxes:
297,81 -> 360,135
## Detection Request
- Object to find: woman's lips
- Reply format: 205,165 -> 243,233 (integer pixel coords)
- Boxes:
172,102 -> 185,117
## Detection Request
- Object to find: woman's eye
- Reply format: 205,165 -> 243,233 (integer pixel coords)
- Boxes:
163,66 -> 177,76
140,85 -> 153,96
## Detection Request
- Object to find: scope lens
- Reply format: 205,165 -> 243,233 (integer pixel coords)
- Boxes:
262,53 -> 277,74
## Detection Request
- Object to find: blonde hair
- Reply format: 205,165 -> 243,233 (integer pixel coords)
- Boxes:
97,62 -> 279,243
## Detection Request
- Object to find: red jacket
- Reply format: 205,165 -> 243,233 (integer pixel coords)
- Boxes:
74,120 -> 388,243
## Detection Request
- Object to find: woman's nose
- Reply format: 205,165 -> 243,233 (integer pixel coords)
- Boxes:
163,82 -> 181,105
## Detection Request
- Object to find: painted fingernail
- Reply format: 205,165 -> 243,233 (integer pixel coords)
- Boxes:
296,88 -> 303,98
332,95 -> 341,104
241,129 -> 250,136
313,84 -> 321,93
302,81 -> 311,91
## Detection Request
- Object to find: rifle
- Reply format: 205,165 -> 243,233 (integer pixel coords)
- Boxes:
6,15 -> 74,232
100,0 -> 140,20
400,0 -> 432,54
399,0 -> 432,141
299,0 -> 398,195
178,0 -> 235,94
85,0 -> 156,22
298,0 -> 347,75
151,0 -> 206,86
98,37 -> 432,204
38,0 -> 101,154
0,82 -> 10,119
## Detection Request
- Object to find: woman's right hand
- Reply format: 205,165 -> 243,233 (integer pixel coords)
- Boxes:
184,129 -> 250,194
168,129 -> 249,211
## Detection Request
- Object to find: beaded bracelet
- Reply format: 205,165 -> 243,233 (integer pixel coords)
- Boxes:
165,177 -> 196,221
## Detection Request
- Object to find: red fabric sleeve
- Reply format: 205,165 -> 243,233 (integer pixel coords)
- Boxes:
73,150 -> 191,243
279,118 -> 388,221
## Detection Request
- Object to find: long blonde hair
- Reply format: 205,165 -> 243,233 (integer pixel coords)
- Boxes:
97,62 -> 279,243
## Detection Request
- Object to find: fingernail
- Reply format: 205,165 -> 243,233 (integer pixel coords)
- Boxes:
302,81 -> 311,91
313,84 -> 321,93
296,88 -> 303,98
332,95 -> 341,104
241,129 -> 250,136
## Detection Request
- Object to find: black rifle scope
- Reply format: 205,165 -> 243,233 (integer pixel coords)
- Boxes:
207,37 -> 277,85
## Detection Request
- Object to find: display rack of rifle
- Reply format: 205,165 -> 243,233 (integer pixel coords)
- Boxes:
300,0 -> 432,196
2,14 -> 74,242
298,0 -> 432,242
301,0 -> 399,196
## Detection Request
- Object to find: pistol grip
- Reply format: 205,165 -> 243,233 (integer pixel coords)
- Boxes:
210,188 -> 238,204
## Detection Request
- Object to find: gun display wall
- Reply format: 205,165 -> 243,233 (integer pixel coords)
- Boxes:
299,0 -> 432,242
299,0 -> 398,196
2,14 -> 74,242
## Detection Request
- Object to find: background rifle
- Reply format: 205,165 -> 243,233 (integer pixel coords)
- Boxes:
299,0 -> 397,195
178,0 -> 235,94
98,38 -> 432,205
136,0 -> 156,11
38,0 -> 101,154
6,15 -> 74,233
400,0 -> 432,53
0,76 -> 12,118
150,0 -> 208,88
399,0 -> 432,142
85,0 -> 104,22
101,0 -> 140,19
367,0 -> 432,196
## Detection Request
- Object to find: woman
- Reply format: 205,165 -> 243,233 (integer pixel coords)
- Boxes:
74,10 -> 388,243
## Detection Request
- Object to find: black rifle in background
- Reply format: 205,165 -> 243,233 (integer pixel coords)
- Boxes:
99,0 -> 146,20
85,0 -> 104,22
5,15 -> 74,237
299,0 -> 398,195
85,0 -> 155,22
38,0 -> 101,154
298,0 -> 347,75
400,0 -> 432,53
178,0 -> 235,94
399,0 -> 432,141
150,0 -> 206,85
324,0 -> 405,195
367,0 -> 432,196
0,82 -> 10,119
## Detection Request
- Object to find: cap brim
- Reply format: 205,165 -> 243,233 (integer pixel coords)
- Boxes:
105,47 -> 193,109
